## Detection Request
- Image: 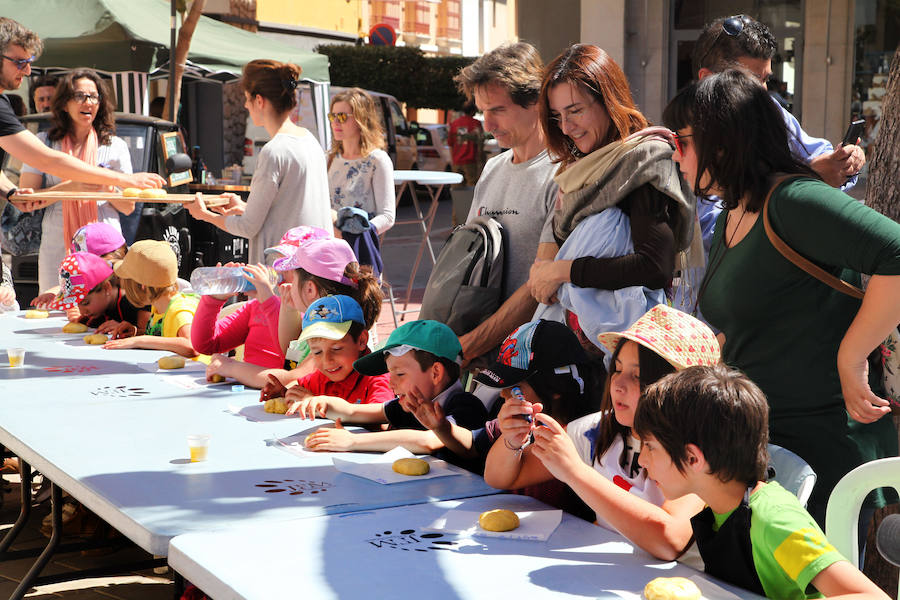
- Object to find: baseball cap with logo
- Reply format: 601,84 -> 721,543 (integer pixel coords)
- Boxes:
474,319 -> 589,388
70,222 -> 126,256
353,319 -> 462,376
298,295 -> 366,343
595,304 -> 720,370
48,252 -> 114,310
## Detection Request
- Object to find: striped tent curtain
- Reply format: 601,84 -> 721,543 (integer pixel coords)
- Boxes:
111,72 -> 150,116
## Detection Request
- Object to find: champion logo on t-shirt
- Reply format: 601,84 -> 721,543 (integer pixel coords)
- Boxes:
477,207 -> 520,217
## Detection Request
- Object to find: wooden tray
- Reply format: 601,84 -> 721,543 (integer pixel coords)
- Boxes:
9,191 -> 230,207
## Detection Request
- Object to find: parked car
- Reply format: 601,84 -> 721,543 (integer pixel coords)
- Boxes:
242,85 -> 417,175
2,113 -> 245,305
413,123 -> 452,172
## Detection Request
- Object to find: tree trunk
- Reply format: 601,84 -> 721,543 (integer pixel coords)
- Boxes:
163,0 -> 208,123
866,43 -> 900,220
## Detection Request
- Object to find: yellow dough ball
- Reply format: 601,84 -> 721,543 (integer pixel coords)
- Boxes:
392,457 -> 430,476
122,188 -> 141,198
263,397 -> 288,414
62,322 -> 89,333
83,333 -> 108,345
157,355 -> 186,369
478,509 -> 520,532
25,310 -> 49,319
209,374 -> 225,383
643,577 -> 701,600
139,188 -> 167,199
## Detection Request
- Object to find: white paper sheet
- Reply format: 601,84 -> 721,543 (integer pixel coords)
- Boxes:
331,446 -> 463,484
424,507 -> 563,541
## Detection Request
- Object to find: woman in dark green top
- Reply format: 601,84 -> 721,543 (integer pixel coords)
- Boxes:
662,70 -> 900,527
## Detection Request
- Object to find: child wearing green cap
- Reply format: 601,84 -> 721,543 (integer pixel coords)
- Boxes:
298,319 -> 488,466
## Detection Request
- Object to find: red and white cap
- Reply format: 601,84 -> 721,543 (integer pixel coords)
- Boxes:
48,252 -> 113,310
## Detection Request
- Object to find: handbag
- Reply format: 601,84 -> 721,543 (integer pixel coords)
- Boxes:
0,201 -> 43,256
762,175 -> 900,412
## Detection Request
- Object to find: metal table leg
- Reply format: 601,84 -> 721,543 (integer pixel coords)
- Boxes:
0,459 -> 32,555
401,182 -> 444,315
10,483 -> 62,600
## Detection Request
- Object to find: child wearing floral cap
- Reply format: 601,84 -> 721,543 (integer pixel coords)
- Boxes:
297,319 -> 488,468
485,304 -> 720,561
47,252 -> 147,332
104,240 -> 200,357
275,295 -> 392,412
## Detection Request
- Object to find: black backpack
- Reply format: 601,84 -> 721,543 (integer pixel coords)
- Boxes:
418,216 -> 505,335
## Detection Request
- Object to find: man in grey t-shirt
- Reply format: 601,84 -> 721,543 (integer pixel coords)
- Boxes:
454,42 -> 558,364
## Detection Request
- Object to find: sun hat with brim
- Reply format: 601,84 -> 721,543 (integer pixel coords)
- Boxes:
48,252 -> 113,310
70,222 -> 125,256
474,319 -> 589,388
595,304 -> 720,370
264,225 -> 332,259
354,319 -> 462,376
113,240 -> 177,288
271,237 -> 357,288
298,295 -> 365,343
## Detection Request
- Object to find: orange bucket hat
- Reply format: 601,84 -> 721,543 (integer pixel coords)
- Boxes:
596,304 -> 720,370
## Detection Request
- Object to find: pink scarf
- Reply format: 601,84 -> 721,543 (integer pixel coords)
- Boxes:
60,130 -> 100,247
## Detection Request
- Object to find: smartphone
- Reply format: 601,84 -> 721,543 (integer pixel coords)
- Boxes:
841,119 -> 865,147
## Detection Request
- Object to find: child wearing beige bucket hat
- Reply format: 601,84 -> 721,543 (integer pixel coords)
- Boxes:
484,304 -> 719,561
102,240 -> 202,358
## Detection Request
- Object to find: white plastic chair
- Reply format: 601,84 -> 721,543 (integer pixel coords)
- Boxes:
825,457 -> 900,569
767,443 -> 817,507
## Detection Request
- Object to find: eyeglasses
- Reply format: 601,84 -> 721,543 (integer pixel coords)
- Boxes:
697,14 -> 752,70
2,54 -> 35,71
327,112 -> 349,124
672,132 -> 692,155
72,92 -> 101,105
550,100 -> 594,127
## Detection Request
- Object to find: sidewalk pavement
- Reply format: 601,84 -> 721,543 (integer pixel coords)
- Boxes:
0,195 -> 459,599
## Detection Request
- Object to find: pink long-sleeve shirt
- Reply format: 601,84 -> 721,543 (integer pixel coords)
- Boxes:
191,295 -> 284,368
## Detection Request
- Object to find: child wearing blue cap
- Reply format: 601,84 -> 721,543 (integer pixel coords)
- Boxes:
298,319 -> 488,466
281,295 -> 393,411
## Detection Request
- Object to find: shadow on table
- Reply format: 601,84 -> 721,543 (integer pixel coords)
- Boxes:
0,352 -> 146,380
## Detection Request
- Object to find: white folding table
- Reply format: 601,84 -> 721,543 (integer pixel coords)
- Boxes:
169,494 -> 765,600
0,312 -> 495,597
390,170 -> 463,318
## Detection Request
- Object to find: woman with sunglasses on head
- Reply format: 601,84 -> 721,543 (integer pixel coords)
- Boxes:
188,59 -> 332,265
527,44 -> 696,352
18,68 -> 137,291
663,69 -> 900,537
326,88 -> 395,276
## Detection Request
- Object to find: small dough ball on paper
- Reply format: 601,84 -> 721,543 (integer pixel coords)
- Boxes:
479,509 -> 520,532
25,310 -> 49,319
392,457 -> 430,476
122,188 -> 141,198
62,322 -> 89,333
209,374 -> 225,383
158,355 -> 186,369
83,333 -> 108,345
643,577 -> 701,600
263,397 -> 288,414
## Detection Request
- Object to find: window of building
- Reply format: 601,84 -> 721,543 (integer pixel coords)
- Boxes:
370,0 -> 401,31
438,0 -> 461,40
851,0 -> 899,158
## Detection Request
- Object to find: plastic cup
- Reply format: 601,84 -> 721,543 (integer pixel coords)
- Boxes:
187,434 -> 211,462
7,348 -> 24,368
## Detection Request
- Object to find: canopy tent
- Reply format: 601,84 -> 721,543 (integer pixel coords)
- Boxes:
0,0 -> 330,82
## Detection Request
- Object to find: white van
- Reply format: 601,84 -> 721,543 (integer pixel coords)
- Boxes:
242,85 -> 417,175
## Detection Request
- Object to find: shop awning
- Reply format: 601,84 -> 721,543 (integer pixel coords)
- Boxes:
0,0 -> 330,82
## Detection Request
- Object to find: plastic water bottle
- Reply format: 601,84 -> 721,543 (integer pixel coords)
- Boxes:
190,266 -> 280,296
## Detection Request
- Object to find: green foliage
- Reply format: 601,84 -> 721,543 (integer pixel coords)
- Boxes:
316,44 -> 475,110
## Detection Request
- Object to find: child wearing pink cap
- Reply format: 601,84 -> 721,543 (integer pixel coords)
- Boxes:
47,252 -> 146,331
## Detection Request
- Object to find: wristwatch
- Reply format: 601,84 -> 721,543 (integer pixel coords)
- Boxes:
5,187 -> 17,200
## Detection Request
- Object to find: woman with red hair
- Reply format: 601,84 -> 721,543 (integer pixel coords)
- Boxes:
528,44 -> 696,354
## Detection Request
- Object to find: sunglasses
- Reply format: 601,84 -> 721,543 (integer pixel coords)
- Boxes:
697,14 -> 752,69
672,132 -> 692,155
327,112 -> 349,124
2,54 -> 35,71
72,92 -> 101,105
